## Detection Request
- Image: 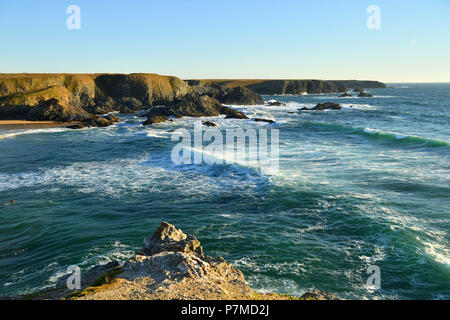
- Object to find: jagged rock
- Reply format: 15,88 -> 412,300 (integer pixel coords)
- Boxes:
118,97 -> 143,112
358,91 -> 374,97
16,221 -> 340,300
254,118 -> 275,123
143,95 -> 248,124
353,88 -> 364,92
67,114 -> 120,129
143,115 -> 169,126
266,100 -> 286,106
339,92 -> 352,97
312,102 -> 341,110
26,98 -> 89,122
221,87 -> 264,105
141,221 -> 204,257
202,121 -> 216,127
222,107 -> 249,119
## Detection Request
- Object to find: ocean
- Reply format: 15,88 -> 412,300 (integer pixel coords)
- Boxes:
0,83 -> 449,299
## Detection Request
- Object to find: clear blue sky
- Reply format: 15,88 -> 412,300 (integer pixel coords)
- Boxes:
0,0 -> 449,82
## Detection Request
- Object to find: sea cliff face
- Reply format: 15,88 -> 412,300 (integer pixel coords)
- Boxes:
0,73 -> 189,121
0,74 -> 386,125
187,79 -> 386,95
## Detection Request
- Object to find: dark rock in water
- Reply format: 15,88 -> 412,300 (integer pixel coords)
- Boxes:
353,88 -> 364,93
67,114 -> 120,129
143,95 -> 248,124
358,91 -> 374,97
312,102 -> 342,110
266,100 -> 286,106
147,95 -> 223,118
254,118 -> 275,123
27,98 -> 89,122
223,108 -> 249,119
339,92 -> 352,97
221,87 -> 264,105
299,107 -> 310,111
202,121 -> 216,127
143,115 -> 168,125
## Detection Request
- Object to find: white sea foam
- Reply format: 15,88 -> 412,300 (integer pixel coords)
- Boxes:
0,127 -> 69,140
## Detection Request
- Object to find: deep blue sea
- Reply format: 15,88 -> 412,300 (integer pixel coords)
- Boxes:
0,83 -> 449,299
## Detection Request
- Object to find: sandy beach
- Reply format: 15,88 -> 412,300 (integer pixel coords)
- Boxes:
0,120 -> 78,130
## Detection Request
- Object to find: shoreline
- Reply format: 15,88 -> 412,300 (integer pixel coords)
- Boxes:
0,120 -> 79,132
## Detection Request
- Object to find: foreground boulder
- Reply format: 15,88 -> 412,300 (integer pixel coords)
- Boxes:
14,222 -> 339,300
75,222 -> 254,300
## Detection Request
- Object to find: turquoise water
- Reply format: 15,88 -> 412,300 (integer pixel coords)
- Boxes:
0,83 -> 449,299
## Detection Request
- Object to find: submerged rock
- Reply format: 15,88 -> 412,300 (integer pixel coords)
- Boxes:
339,92 -> 352,97
202,121 -> 216,127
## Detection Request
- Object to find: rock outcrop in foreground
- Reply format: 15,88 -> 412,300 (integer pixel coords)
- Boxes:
17,222 -> 338,300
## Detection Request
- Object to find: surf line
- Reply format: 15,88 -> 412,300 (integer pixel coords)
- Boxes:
170,120 -> 280,174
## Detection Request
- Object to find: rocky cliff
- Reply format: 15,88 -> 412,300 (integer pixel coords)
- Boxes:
0,73 -> 189,121
187,79 -> 386,95
0,74 -> 386,126
14,222 -> 338,300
